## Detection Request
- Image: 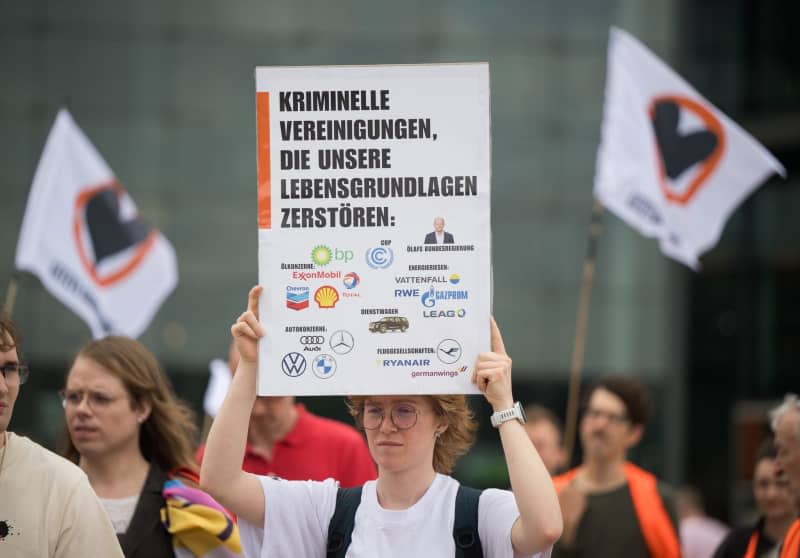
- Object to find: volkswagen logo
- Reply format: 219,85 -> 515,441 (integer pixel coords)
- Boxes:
312,354 -> 337,379
299,335 -> 325,345
281,352 -> 306,377
329,330 -> 355,355
436,339 -> 462,364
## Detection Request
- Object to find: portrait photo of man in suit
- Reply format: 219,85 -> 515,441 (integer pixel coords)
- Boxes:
424,216 -> 454,244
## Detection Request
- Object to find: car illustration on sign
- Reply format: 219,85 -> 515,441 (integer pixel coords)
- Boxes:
368,316 -> 409,333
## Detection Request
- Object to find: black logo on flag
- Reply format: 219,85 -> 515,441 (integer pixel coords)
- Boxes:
649,95 -> 725,205
73,180 -> 157,287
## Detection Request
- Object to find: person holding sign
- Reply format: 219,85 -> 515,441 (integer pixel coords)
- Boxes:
200,286 -> 562,557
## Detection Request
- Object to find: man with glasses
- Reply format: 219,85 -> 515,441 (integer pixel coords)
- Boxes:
552,376 -> 680,558
0,311 -> 123,557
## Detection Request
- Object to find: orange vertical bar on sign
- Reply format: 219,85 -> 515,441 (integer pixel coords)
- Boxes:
256,92 -> 271,229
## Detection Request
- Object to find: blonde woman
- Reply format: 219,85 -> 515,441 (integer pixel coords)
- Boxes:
201,286 -> 562,557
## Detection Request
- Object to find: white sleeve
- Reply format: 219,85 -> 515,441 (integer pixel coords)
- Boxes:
478,488 -> 553,558
238,476 -> 339,558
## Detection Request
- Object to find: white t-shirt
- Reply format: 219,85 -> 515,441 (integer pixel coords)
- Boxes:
0,432 -> 124,558
239,473 -> 552,558
99,494 -> 140,534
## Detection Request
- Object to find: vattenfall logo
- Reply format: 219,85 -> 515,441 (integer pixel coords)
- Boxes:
420,286 -> 469,308
310,245 -> 354,267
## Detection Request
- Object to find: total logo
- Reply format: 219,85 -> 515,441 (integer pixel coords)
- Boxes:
423,308 -> 467,318
314,285 -> 340,308
311,245 -> 354,267
365,246 -> 394,269
420,285 -> 469,308
312,354 -> 337,379
300,335 -> 325,351
342,272 -> 361,298
343,272 -> 360,289
286,286 -> 309,311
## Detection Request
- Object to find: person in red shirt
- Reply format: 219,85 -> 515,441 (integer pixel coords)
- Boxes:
196,341 -> 376,487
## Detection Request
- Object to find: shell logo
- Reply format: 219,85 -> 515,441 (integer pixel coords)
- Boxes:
314,285 -> 340,308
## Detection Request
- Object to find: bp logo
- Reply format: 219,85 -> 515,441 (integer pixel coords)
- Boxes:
311,245 -> 332,266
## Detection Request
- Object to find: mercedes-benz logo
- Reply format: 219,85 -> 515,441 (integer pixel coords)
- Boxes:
281,352 -> 306,377
329,330 -> 355,355
436,339 -> 462,364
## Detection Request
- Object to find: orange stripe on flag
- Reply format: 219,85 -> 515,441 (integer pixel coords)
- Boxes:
256,92 -> 271,229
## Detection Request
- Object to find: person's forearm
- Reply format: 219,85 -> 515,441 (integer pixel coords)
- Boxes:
501,419 -> 563,553
199,359 -> 257,502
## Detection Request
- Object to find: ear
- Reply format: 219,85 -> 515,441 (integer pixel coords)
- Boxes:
625,423 -> 644,448
134,399 -> 152,424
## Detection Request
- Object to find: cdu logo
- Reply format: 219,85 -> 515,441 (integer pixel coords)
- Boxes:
281,352 -> 306,377
73,180 -> 157,287
649,95 -> 725,205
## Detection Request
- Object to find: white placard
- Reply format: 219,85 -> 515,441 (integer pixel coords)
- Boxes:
255,64 -> 491,395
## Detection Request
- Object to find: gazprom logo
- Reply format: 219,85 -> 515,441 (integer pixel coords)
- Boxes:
420,286 -> 468,308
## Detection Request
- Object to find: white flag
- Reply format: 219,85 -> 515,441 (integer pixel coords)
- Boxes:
594,27 -> 786,269
15,109 -> 177,338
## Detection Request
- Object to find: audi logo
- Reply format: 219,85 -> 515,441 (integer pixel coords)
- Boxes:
300,335 -> 325,344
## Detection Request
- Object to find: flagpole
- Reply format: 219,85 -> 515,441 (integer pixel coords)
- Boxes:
563,200 -> 604,466
3,272 -> 19,317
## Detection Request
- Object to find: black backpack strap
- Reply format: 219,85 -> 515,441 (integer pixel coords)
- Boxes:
326,486 -> 362,558
453,485 -> 484,558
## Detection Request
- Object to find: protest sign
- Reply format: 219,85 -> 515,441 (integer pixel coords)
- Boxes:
255,64 -> 491,395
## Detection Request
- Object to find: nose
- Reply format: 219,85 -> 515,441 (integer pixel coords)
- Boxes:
379,411 -> 397,433
0,374 -> 8,395
73,394 -> 92,414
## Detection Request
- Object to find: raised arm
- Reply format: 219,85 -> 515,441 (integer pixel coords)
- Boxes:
199,286 -> 266,527
473,317 -> 563,555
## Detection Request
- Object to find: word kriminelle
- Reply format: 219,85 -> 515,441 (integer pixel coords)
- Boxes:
280,90 -> 391,112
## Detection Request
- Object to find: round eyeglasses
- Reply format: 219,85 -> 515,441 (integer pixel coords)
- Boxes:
362,403 -> 422,430
0,362 -> 30,385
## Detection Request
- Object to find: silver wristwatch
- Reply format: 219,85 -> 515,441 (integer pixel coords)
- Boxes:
490,401 -> 527,428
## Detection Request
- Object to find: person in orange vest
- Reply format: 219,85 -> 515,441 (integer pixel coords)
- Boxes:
552,375 -> 681,558
770,394 -> 800,558
713,438 -> 796,558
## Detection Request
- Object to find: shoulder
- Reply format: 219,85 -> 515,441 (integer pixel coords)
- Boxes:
10,434 -> 86,484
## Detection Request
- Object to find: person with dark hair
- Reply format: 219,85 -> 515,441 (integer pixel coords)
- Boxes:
61,335 -> 241,557
552,375 -> 680,558
524,404 -> 566,475
713,438 -> 796,558
200,286 -> 562,557
0,311 -> 124,557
